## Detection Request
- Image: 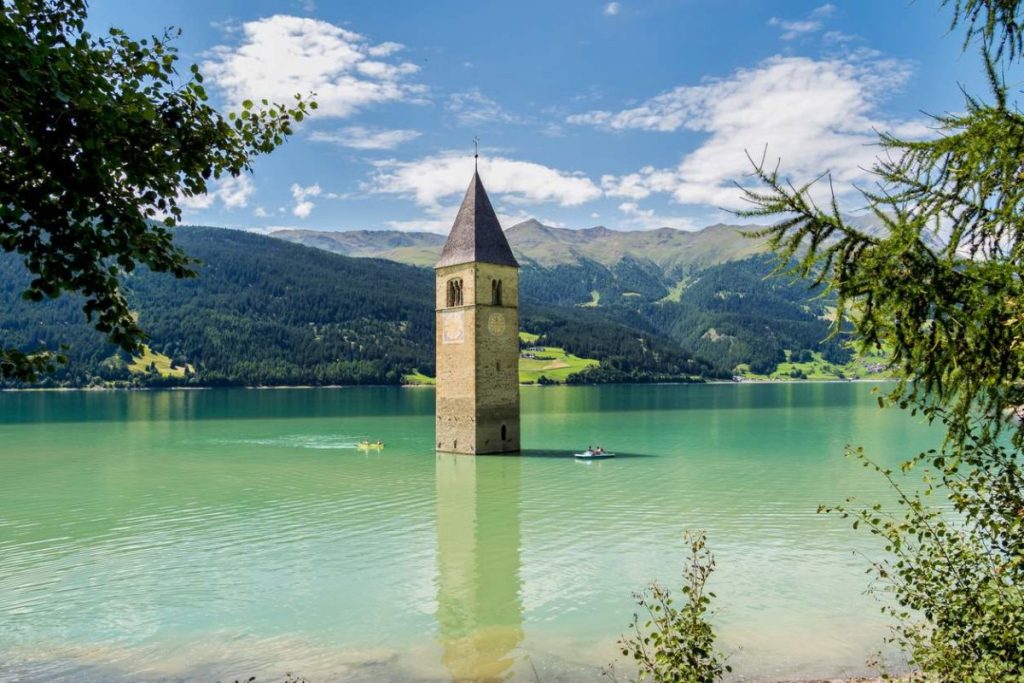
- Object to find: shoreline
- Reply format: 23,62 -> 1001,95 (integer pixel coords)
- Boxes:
0,378 -> 898,393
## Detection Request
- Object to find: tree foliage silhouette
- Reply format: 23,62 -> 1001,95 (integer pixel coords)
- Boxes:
0,0 -> 314,379
741,0 -> 1024,678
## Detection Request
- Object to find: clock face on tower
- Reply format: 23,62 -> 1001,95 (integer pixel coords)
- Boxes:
442,310 -> 465,344
487,312 -> 507,337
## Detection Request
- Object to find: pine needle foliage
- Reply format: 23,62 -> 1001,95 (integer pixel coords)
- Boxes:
738,1 -> 1024,679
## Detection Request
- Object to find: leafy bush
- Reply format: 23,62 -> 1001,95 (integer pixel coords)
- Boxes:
608,532 -> 729,683
830,418 -> 1024,680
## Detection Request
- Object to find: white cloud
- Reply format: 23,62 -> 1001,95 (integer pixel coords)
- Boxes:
367,41 -> 404,57
573,54 -> 925,210
541,122 -> 565,137
177,191 -> 215,211
177,174 -> 254,211
370,153 -> 602,233
616,201 -> 695,231
812,4 -> 837,18
768,4 -> 835,40
768,18 -> 822,40
220,175 -> 255,209
368,152 -> 601,212
604,2 -> 620,16
355,60 -> 419,80
618,201 -> 650,217
823,30 -> 858,44
291,182 -> 322,218
203,15 -> 425,118
601,166 -> 680,199
310,126 -> 421,150
254,206 -> 269,217
446,89 -> 520,126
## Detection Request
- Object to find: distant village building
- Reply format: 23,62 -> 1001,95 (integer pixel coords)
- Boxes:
435,169 -> 521,454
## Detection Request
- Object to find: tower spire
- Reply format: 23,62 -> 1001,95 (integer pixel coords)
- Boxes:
435,168 -> 519,269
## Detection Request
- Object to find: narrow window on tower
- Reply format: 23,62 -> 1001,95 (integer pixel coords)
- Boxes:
501,424 -> 507,441
447,278 -> 463,307
492,279 -> 502,305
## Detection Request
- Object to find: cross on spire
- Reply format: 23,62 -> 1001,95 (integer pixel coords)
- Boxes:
473,136 -> 479,170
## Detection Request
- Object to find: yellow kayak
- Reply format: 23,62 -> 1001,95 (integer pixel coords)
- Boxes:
357,442 -> 384,450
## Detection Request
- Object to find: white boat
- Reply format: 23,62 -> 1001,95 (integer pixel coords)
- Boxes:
574,451 -> 615,460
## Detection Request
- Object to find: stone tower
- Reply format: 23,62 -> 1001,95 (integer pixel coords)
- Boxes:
435,170 -> 520,455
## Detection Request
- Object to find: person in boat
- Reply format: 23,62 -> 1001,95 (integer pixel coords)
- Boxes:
595,446 -> 604,455
361,439 -> 370,447
375,440 -> 383,447
586,445 -> 593,456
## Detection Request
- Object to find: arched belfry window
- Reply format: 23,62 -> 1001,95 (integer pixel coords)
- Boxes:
447,278 -> 463,307
492,279 -> 502,306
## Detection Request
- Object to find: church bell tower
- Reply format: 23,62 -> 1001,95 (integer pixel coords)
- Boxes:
435,169 -> 520,455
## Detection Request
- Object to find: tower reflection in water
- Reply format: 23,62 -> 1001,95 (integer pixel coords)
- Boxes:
435,453 -> 524,682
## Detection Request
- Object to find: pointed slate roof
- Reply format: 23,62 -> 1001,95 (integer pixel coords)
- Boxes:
435,171 -> 519,269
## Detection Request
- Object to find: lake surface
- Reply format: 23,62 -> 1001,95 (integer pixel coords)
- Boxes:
0,383 -> 940,682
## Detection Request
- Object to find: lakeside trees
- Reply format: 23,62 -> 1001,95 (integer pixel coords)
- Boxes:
0,0 -> 313,381
742,0 -> 1024,678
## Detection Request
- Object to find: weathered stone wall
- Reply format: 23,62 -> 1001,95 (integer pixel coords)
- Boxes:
473,264 -> 520,453
435,263 -> 520,454
473,263 -> 519,308
436,264 -> 476,453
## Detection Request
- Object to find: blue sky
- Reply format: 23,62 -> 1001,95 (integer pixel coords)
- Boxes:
89,0 -> 987,233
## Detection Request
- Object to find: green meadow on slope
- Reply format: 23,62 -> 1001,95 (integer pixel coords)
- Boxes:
126,345 -> 192,379
735,348 -> 891,381
517,332 -> 600,383
404,333 -> 601,385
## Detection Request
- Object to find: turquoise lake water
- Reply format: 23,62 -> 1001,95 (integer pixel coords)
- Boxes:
0,383 -> 940,682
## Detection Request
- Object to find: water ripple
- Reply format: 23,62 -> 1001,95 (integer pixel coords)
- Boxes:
0,384 -> 934,681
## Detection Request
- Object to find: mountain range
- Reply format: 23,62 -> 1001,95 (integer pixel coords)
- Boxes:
273,219 -> 776,312
273,218 -> 767,273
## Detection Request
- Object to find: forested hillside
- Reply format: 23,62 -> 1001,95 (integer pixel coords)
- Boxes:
521,304 -> 719,383
0,227 -> 853,388
522,255 -> 849,377
0,228 -> 436,387
638,256 -> 850,375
